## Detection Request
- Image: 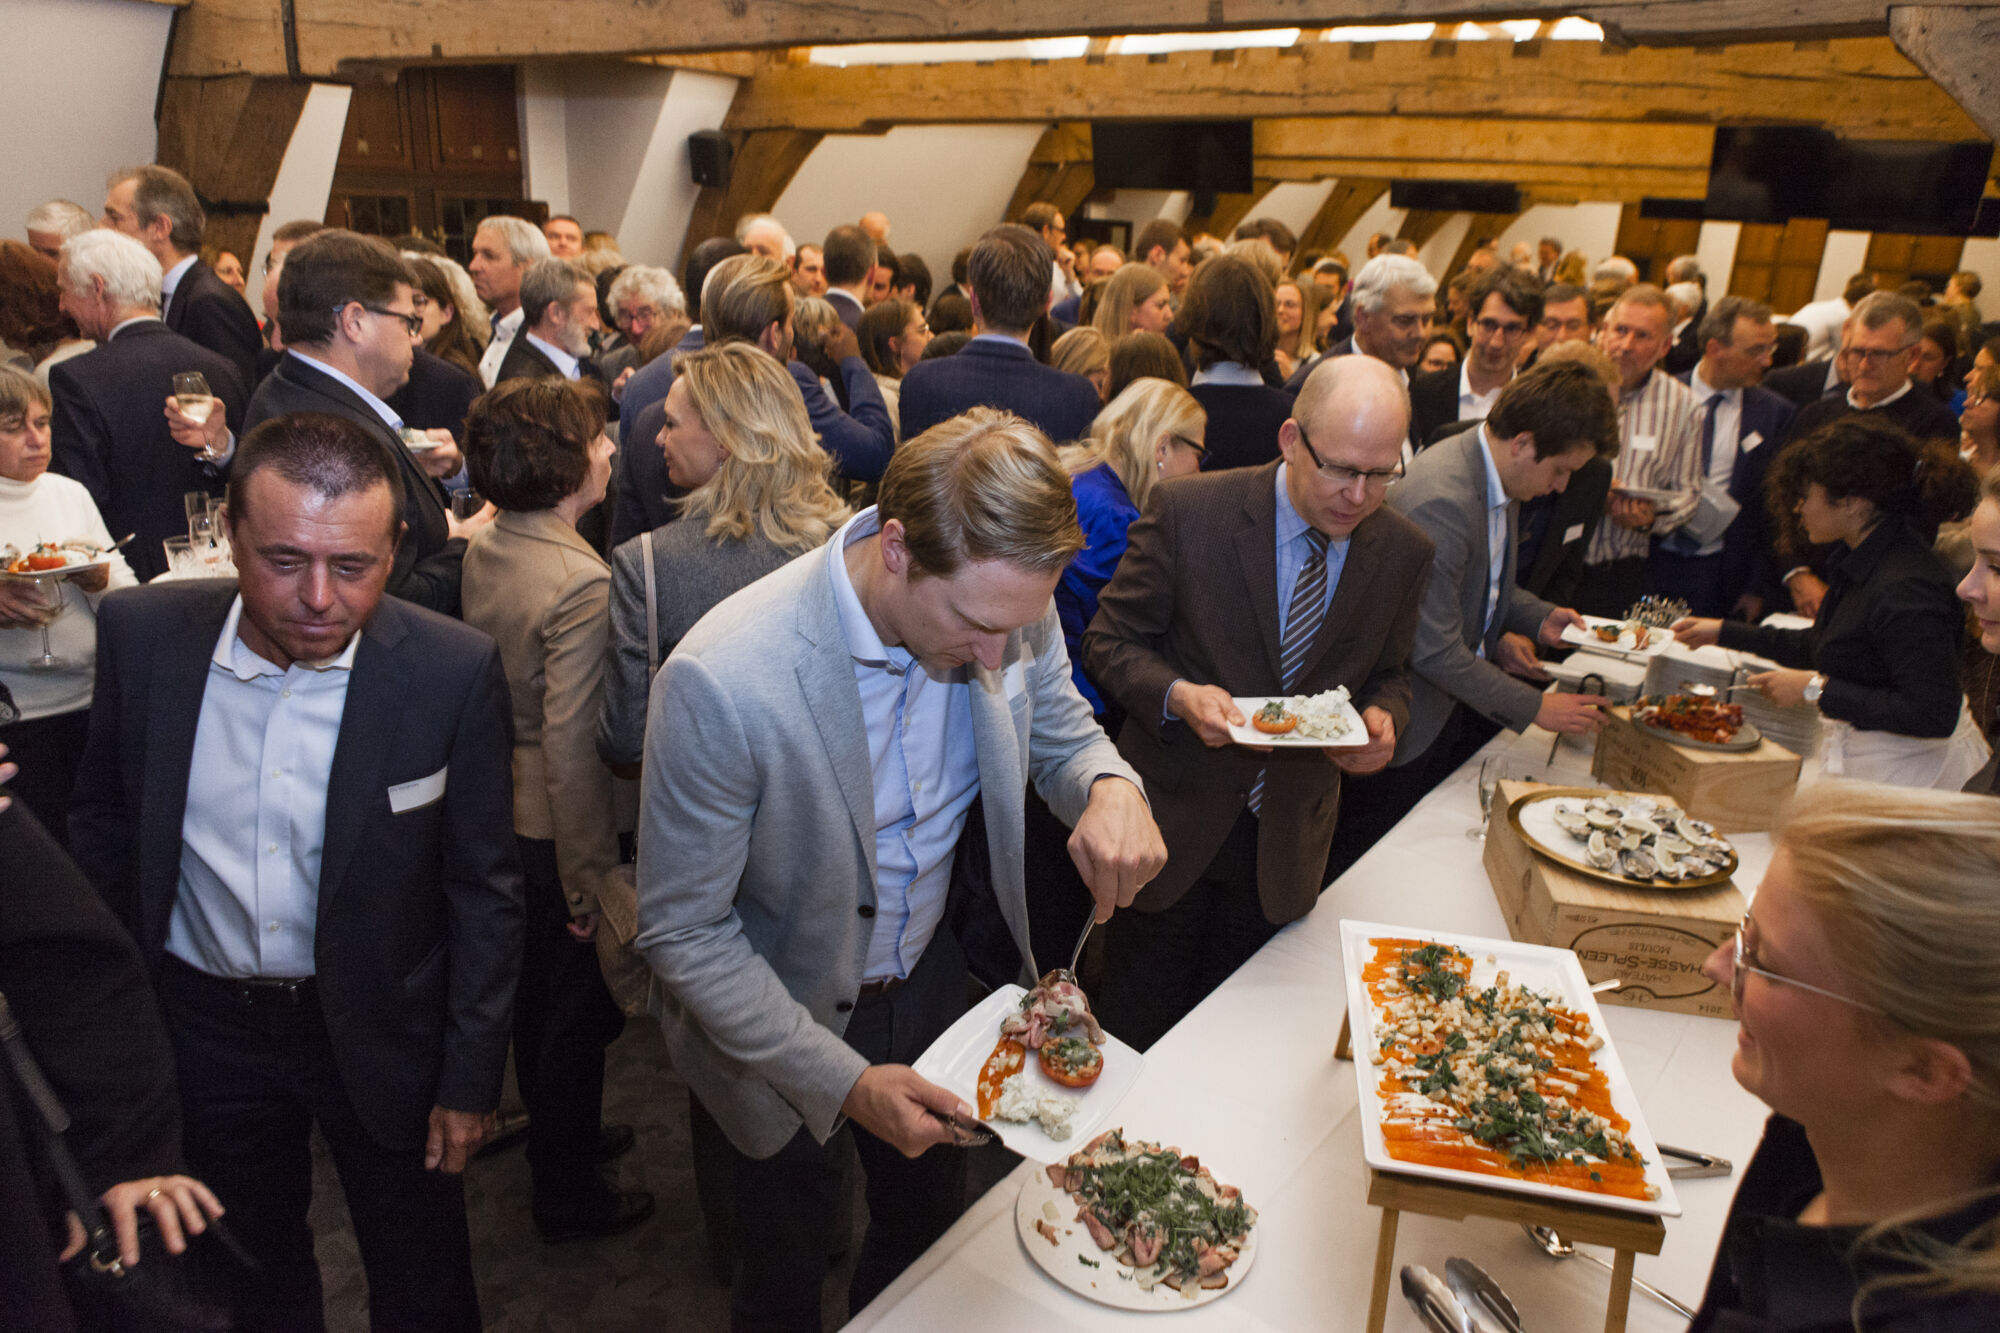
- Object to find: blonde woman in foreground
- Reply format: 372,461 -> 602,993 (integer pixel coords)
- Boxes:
1692,783 -> 2000,1331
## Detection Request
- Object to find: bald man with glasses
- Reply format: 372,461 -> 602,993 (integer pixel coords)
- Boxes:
1084,356 -> 1435,1049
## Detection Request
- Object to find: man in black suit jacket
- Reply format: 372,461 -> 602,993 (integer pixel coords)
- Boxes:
70,413 -> 522,1330
494,257 -> 606,387
385,346 -> 483,442
1762,355 -> 1843,410
102,165 -> 262,388
609,326 -> 701,549
183,231 -> 476,616
51,230 -> 248,581
898,225 -> 1101,444
1406,266 -> 1542,449
1651,297 -> 1798,618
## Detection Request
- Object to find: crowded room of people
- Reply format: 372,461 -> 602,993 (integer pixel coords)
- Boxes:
10,2 -> 2000,1330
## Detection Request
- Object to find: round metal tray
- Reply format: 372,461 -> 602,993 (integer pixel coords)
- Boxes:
1506,786 -> 1739,891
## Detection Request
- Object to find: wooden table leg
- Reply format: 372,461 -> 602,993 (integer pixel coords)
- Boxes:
1602,1248 -> 1636,1333
1335,1010 -> 1353,1062
1366,1206 -> 1400,1333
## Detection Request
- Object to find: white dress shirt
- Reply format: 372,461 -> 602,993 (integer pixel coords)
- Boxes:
524,331 -> 581,380
479,307 -> 525,388
160,254 -> 197,323
167,595 -> 360,979
1686,366 -> 1744,559
1476,426 -> 1509,644
1459,361 -> 1505,425
827,509 -> 981,983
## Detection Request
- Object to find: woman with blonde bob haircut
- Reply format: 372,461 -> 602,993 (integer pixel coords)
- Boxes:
1054,379 -> 1206,718
598,342 -> 850,767
1693,783 -> 2000,1331
1051,325 -> 1111,401
1092,262 -> 1174,340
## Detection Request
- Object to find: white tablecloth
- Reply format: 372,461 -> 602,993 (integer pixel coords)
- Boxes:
849,720 -> 1773,1332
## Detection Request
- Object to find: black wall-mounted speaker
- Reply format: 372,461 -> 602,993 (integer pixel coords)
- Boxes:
688,131 -> 733,189
1389,179 -> 1522,214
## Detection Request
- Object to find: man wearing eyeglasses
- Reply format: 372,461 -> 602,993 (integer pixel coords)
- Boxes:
178,230 -> 491,616
1764,292 -> 1960,617
1084,355 -> 1435,1049
1409,266 -> 1542,449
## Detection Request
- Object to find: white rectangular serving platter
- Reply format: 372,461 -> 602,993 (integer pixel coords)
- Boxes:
1560,616 -> 1677,660
913,983 -> 1145,1164
1225,694 -> 1368,749
1337,918 -> 1681,1218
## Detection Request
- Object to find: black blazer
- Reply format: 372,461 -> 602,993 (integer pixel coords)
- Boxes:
244,353 -> 465,616
385,347 -> 483,443
1408,366 -> 1462,450
0,800 -> 185,1333
494,332 -> 603,387
163,257 -> 262,389
1719,519 -> 1965,737
69,581 -> 524,1151
1518,454 -> 1613,605
897,337 -> 1102,445
1785,384 -> 1962,449
1761,359 -> 1841,410
1190,380 -> 1295,472
48,320 -> 248,582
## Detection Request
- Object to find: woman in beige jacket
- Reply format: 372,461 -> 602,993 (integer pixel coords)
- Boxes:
461,378 -> 652,1241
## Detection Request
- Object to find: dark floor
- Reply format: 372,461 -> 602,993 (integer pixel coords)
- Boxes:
310,1016 -> 1022,1331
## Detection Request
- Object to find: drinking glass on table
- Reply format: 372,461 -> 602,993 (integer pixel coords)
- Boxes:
1467,757 -> 1503,841
28,576 -> 67,671
171,373 -> 224,462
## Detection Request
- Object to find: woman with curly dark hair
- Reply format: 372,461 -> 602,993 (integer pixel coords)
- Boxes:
1675,416 -> 1986,787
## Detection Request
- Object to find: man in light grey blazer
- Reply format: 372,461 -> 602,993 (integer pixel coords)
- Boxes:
1334,360 -> 1621,864
634,409 -> 1164,1330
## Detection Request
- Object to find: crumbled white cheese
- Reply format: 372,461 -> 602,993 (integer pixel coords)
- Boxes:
993,1073 -> 1080,1139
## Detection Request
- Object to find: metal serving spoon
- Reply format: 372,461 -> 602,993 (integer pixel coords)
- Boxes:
1521,1225 -> 1695,1318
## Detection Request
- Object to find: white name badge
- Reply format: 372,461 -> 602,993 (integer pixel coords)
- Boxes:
1741,430 -> 1765,453
387,765 -> 448,813
1628,433 -> 1659,453
1562,523 -> 1586,545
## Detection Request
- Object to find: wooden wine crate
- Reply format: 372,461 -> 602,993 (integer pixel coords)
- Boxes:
1590,705 -> 1800,833
1484,780 -> 1743,1019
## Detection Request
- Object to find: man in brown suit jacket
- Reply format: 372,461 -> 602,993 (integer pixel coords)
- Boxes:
1084,356 -> 1435,1048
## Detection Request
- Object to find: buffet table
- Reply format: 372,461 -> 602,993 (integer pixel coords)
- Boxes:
849,715 -> 1773,1332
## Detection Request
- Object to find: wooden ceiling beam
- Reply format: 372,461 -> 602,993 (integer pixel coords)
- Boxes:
1294,178 -> 1391,266
679,129 -> 823,262
1258,159 -> 1702,201
1891,7 -> 2000,142
164,0 -> 2000,81
720,37 -> 1975,140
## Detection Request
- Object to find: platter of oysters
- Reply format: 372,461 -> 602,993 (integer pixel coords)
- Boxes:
1506,786 -> 1738,890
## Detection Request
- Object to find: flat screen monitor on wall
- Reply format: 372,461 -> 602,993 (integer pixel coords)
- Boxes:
1705,126 -> 1993,234
1091,121 -> 1255,194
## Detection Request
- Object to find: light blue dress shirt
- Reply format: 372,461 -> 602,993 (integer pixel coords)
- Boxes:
1477,426 -> 1509,645
828,508 -> 981,983
1273,462 -> 1350,644
524,332 -> 582,380
166,595 -> 359,979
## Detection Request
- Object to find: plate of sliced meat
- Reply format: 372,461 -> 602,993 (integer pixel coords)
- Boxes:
1016,1128 -> 1258,1309
913,972 -> 1143,1163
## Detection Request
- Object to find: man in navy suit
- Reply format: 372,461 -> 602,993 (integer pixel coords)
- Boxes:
70,411 -> 522,1330
51,230 -> 248,582
1650,295 -> 1797,618
495,257 -> 604,386
101,165 -> 262,389
897,225 -> 1101,444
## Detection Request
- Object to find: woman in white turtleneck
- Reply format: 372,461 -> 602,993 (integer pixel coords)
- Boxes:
0,365 -> 135,841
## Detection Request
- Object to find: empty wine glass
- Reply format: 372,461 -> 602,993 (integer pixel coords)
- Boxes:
28,577 -> 67,671
1466,757 -> 1503,841
172,372 -> 223,462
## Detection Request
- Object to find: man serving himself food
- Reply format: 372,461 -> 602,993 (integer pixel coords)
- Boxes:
1084,355 -> 1435,1050
633,409 -> 1165,1331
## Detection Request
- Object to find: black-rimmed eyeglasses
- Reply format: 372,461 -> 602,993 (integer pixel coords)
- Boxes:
1294,419 -> 1404,491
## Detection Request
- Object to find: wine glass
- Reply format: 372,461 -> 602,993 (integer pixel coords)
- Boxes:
28,576 -> 67,671
172,372 -> 223,462
1466,757 -> 1502,841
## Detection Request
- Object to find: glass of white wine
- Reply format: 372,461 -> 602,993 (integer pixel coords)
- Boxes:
1466,757 -> 1503,841
29,576 -> 67,671
172,372 -> 223,462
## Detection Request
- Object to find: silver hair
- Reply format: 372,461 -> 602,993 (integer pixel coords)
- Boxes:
474,214 -> 551,267
1664,254 -> 1705,288
735,212 -> 790,246
1665,281 -> 1704,320
106,165 -> 205,254
1848,290 -> 1924,340
519,257 -> 593,328
26,199 -> 93,241
61,229 -> 163,310
607,265 -> 685,320
1348,254 -> 1436,315
1593,256 -> 1639,284
402,251 -> 490,343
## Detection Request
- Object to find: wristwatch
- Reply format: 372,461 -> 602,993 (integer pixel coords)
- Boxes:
1802,673 -> 1826,706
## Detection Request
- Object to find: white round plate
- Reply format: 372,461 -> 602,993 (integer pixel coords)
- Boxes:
1015,1152 -> 1258,1311
1225,695 -> 1367,748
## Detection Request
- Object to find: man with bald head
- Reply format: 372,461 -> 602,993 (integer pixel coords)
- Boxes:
1084,355 -> 1435,1048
